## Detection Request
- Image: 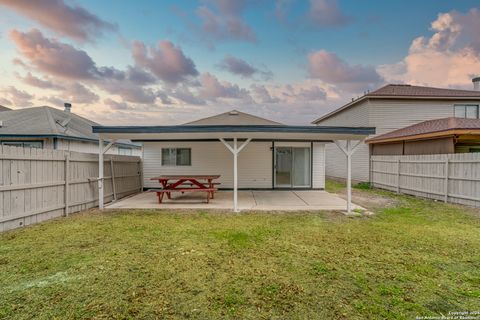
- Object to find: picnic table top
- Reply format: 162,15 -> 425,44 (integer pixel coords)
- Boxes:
150,175 -> 221,180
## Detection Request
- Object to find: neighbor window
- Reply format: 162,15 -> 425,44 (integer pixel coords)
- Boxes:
454,105 -> 479,118
161,148 -> 191,166
1,141 -> 43,148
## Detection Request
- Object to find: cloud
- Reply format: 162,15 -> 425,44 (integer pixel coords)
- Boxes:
132,40 -> 199,84
250,84 -> 280,103
218,55 -> 272,80
198,72 -> 251,101
196,0 -> 256,43
308,0 -> 351,27
308,49 -> 383,92
63,83 -> 99,104
17,72 -> 64,90
0,0 -> 116,42
0,97 -> 13,106
378,8 -> 480,89
1,86 -> 34,106
169,85 -> 206,105
104,98 -> 131,110
10,29 -> 98,79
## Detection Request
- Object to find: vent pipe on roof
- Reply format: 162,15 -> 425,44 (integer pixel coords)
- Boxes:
473,77 -> 480,91
64,102 -> 72,113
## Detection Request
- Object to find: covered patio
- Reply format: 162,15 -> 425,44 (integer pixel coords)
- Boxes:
93,116 -> 375,213
107,189 -> 363,211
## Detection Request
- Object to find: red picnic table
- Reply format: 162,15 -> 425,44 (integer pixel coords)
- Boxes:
149,175 -> 220,203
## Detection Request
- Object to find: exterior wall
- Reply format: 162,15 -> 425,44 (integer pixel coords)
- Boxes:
317,98 -> 479,181
143,141 -> 326,189
312,143 -> 325,188
316,100 -> 371,181
56,139 -> 141,156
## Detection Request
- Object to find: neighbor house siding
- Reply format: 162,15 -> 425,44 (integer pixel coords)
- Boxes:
143,141 -> 273,189
316,100 -> 371,182
317,98 -> 480,182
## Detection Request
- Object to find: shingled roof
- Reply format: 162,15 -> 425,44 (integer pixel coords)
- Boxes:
0,106 -> 139,147
312,84 -> 480,124
366,117 -> 480,144
368,84 -> 480,98
183,110 -> 284,126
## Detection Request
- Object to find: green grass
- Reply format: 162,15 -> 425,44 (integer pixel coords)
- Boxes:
1,188 -> 479,319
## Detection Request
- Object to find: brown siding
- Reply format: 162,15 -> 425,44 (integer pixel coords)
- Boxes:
372,142 -> 403,155
404,137 -> 454,155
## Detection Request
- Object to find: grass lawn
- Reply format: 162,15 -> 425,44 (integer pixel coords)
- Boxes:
1,183 -> 479,319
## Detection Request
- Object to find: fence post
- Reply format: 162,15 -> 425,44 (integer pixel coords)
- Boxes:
110,157 -> 117,201
64,153 -> 70,216
444,156 -> 449,203
138,160 -> 143,192
396,158 -> 401,194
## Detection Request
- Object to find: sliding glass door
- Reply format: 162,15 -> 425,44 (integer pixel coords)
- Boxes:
275,147 -> 311,188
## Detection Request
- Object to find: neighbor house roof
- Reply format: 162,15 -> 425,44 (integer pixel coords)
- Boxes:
0,105 -> 11,112
312,84 -> 480,124
0,106 -> 140,148
183,110 -> 283,126
366,117 -> 480,144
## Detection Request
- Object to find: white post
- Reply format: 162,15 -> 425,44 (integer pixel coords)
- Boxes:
233,138 -> 238,212
99,138 -> 104,209
219,137 -> 251,213
346,140 -> 352,214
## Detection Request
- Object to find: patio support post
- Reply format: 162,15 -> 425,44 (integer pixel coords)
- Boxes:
334,139 -> 364,214
220,137 -> 252,212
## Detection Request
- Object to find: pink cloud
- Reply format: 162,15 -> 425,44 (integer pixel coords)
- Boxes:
1,86 -> 34,106
0,0 -> 116,42
17,72 -> 64,90
198,72 -> 250,101
308,49 -> 383,92
218,55 -> 272,80
308,0 -> 351,27
132,40 -> 199,84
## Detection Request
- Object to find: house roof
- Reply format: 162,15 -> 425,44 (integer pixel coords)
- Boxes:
0,106 -> 140,148
366,117 -> 480,144
183,110 -> 283,125
0,105 -> 11,112
312,84 -> 480,124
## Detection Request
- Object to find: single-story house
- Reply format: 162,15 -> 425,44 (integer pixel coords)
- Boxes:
312,82 -> 480,182
366,117 -> 480,155
0,104 -> 141,155
93,110 -> 375,212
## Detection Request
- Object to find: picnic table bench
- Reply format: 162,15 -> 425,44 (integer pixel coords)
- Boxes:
149,175 -> 220,203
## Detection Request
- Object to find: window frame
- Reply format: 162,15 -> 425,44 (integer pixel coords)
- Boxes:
161,148 -> 191,166
454,104 -> 479,119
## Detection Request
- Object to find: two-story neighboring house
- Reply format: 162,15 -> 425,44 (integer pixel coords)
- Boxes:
0,104 -> 141,156
312,83 -> 480,182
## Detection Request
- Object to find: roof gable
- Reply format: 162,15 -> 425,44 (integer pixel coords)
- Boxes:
183,110 -> 284,126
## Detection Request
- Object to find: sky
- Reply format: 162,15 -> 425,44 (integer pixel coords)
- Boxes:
1,0 -> 480,125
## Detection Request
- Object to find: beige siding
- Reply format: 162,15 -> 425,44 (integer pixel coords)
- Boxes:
143,141 -> 273,189
312,143 -> 325,188
317,98 -> 480,181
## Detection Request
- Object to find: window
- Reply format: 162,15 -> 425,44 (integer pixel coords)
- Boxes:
162,148 -> 191,166
470,147 -> 480,153
118,147 -> 132,155
1,141 -> 43,148
454,105 -> 479,118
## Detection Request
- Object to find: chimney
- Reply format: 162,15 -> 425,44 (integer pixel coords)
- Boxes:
472,77 -> 480,91
64,102 -> 72,113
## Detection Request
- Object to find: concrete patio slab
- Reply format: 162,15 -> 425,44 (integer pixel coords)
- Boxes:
107,190 -> 364,212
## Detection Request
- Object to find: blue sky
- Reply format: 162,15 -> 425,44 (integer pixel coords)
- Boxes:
1,0 -> 480,125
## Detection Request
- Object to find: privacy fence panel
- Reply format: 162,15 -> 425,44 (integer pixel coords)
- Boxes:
371,153 -> 480,208
0,145 -> 142,232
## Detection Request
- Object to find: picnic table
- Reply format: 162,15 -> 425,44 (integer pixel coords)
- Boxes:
149,175 -> 220,203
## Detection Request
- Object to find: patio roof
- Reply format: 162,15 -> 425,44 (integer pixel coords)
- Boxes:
92,124 -> 375,141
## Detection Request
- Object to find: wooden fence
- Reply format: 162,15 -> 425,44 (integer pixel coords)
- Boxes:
0,145 -> 142,232
370,153 -> 480,208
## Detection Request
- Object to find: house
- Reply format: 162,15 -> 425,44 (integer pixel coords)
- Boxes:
0,105 -> 11,112
312,82 -> 480,182
0,103 -> 141,155
366,117 -> 480,155
93,110 -> 375,212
